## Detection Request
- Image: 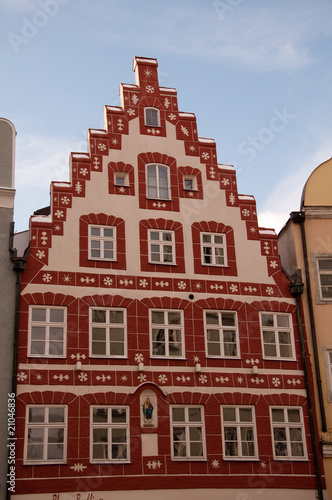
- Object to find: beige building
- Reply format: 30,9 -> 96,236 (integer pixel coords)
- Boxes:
279,157 -> 332,498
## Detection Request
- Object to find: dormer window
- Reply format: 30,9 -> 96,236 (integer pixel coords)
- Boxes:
183,175 -> 197,191
114,173 -> 129,186
144,108 -> 160,127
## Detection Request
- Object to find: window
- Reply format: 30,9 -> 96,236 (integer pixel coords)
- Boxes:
271,407 -> 306,459
148,229 -> 175,264
89,225 -> 116,261
171,406 -> 205,460
144,108 -> 160,127
25,406 -> 66,463
204,311 -> 239,357
114,173 -> 128,186
151,310 -> 184,357
146,164 -> 170,199
29,307 -> 66,357
260,313 -> 295,360
221,406 -> 258,459
183,175 -> 197,191
201,233 -> 227,266
317,258 -> 332,300
91,406 -> 129,462
90,308 -> 126,357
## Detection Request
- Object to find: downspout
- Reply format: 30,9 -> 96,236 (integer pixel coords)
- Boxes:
290,211 -> 327,432
7,222 -> 27,500
290,281 -> 324,500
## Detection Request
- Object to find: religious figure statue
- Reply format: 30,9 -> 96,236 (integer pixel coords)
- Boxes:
142,397 -> 154,425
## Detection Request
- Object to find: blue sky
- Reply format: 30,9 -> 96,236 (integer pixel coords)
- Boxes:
2,0 -> 332,233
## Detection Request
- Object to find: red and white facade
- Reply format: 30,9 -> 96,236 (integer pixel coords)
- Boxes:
12,57 -> 326,500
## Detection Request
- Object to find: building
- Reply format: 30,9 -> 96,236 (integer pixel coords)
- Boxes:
0,118 -> 18,500
12,57 -> 326,500
279,158 -> 332,498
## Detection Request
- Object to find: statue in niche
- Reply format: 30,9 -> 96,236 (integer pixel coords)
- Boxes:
142,397 -> 154,426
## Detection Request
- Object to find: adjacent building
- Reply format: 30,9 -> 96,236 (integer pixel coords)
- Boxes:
279,157 -> 332,498
12,58 -> 327,500
0,118 -> 17,500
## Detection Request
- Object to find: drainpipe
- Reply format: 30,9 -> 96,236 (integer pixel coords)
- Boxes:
7,222 -> 27,500
290,281 -> 324,500
290,211 -> 327,432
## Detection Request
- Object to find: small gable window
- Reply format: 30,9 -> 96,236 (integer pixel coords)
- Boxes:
144,108 -> 160,127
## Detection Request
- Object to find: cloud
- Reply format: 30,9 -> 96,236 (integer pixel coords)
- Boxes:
84,0 -> 332,72
258,139 -> 332,233
14,132 -> 85,231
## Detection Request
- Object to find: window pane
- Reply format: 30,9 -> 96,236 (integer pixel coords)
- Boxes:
261,314 -> 273,327
202,234 -> 211,243
109,328 -> 124,341
223,408 -> 236,421
272,409 -> 285,422
49,327 -> 63,341
152,311 -> 164,324
49,309 -> 64,323
287,409 -> 301,422
92,328 -> 106,340
206,312 -> 219,325
29,408 -> 45,423
31,326 -> 45,340
49,341 -> 63,356
49,408 -> 65,423
172,407 -> 185,422
109,310 -> 123,323
111,408 -> 127,423
221,312 -> 235,326
239,408 -> 252,422
31,308 -> 46,322
188,408 -> 201,422
112,428 -> 127,443
112,444 -> 127,459
168,312 -> 181,324
207,343 -> 221,356
92,310 -> 106,323
207,329 -> 220,342
90,227 -> 100,236
277,315 -> 289,328
30,341 -> 45,355
93,408 -> 108,423
318,259 -> 332,270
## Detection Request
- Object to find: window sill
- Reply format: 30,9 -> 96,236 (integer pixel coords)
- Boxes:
171,458 -> 208,462
263,357 -> 296,362
24,461 -> 67,466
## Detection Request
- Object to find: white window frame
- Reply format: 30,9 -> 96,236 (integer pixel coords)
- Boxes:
114,172 -> 129,187
90,406 -> 130,463
317,257 -> 332,301
183,175 -> 197,191
146,164 -> 171,200
260,312 -> 295,360
221,406 -> 258,460
24,405 -> 67,464
88,225 -> 116,261
322,347 -> 332,402
28,306 -> 66,358
148,229 -> 175,265
144,107 -> 160,127
90,308 -> 127,358
270,407 -> 307,460
201,232 -> 227,266
150,309 -> 184,358
171,406 -> 206,460
204,310 -> 240,358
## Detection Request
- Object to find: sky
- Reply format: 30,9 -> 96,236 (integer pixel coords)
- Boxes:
1,0 -> 332,233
